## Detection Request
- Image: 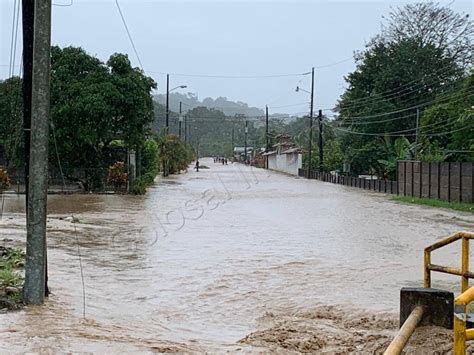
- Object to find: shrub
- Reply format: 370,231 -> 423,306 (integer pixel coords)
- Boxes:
0,167 -> 10,191
107,161 -> 128,192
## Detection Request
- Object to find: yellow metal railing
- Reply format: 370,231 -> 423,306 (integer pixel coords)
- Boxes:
424,231 -> 474,293
454,287 -> 474,354
424,231 -> 474,355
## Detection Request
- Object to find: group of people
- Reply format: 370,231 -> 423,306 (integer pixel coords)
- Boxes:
214,156 -> 228,165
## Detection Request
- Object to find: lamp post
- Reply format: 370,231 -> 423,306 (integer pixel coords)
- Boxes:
296,67 -> 315,178
165,73 -> 187,133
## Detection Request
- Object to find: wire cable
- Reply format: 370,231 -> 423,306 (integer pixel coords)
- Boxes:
114,0 -> 144,70
50,116 -> 87,319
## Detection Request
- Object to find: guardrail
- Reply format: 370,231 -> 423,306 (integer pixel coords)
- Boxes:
424,231 -> 474,293
386,231 -> 474,355
454,287 -> 474,354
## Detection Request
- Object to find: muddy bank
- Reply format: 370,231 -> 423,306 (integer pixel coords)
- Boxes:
240,305 -> 469,354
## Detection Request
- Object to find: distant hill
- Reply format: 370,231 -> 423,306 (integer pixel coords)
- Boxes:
154,92 -> 264,117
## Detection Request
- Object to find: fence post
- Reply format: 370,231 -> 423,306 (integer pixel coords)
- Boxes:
448,162 -> 451,202
428,162 -> 431,199
419,161 -> 422,198
403,161 -> 407,196
437,162 -> 441,200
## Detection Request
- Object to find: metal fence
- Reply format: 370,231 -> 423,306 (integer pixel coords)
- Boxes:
298,169 -> 398,194
397,161 -> 473,203
299,160 -> 474,204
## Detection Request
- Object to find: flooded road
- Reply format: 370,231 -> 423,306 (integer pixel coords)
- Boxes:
1,158 -> 473,353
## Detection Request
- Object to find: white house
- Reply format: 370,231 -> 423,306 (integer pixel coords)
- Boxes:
263,135 -> 303,175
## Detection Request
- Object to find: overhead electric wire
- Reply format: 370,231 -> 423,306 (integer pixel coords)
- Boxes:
114,0 -> 144,70
53,0 -> 73,6
334,115 -> 473,137
332,89 -> 473,120
8,0 -> 20,78
333,73 -> 465,111
331,64 -> 464,108
147,71 -> 309,79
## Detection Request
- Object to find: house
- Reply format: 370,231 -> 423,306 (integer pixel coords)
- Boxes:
263,134 -> 304,175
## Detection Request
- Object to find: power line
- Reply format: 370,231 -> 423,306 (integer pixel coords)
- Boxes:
53,0 -> 73,6
268,102 -> 310,109
147,71 -> 309,79
334,118 -> 473,137
8,0 -> 20,78
332,64 -> 463,108
114,0 -> 144,70
333,89 -> 473,120
333,71 -> 465,111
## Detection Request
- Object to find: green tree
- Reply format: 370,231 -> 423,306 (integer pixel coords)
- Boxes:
0,77 -> 22,168
49,46 -> 156,186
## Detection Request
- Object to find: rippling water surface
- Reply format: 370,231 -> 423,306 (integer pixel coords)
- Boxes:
0,158 -> 472,352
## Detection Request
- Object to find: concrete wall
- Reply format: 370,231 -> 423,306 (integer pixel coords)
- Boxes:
398,161 -> 473,203
268,153 -> 302,176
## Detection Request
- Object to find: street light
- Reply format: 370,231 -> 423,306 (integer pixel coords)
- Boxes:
295,67 -> 315,177
295,86 -> 311,94
165,73 -> 187,132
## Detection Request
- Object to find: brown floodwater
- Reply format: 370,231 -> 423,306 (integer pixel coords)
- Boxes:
0,158 -> 473,353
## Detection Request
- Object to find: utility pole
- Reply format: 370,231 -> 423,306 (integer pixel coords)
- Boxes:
165,73 -> 169,133
244,120 -> 248,164
265,105 -> 269,169
318,109 -> 323,171
22,0 -> 34,212
231,126 -> 234,156
414,108 -> 420,159
184,114 -> 188,143
307,67 -> 314,177
23,0 -> 51,305
179,101 -> 182,139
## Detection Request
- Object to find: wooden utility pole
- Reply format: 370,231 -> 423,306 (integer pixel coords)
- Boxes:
23,0 -> 51,305
318,109 -> 323,171
265,105 -> 269,169
307,67 -> 314,177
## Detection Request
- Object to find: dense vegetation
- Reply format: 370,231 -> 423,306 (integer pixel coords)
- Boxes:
152,3 -> 473,179
1,3 -> 472,184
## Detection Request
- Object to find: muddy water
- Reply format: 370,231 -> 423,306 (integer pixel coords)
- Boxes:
0,158 -> 473,353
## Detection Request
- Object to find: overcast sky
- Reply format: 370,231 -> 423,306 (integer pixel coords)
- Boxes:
1,0 -> 472,115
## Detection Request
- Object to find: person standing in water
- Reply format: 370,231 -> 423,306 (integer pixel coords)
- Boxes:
195,160 -> 200,172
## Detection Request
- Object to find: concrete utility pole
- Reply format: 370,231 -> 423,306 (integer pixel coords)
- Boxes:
179,101 -> 182,139
22,0 -> 34,212
307,67 -> 315,177
231,126 -> 234,155
265,105 -> 269,169
165,73 -> 169,132
184,114 -> 188,143
244,120 -> 248,164
318,109 -> 323,171
23,0 -> 51,305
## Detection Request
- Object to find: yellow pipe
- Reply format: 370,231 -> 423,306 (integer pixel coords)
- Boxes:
455,287 -> 474,305
466,329 -> 474,341
462,238 -> 470,292
384,306 -> 425,355
424,250 -> 431,288
454,306 -> 466,355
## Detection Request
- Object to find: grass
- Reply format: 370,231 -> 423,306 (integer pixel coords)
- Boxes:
392,196 -> 474,213
0,247 -> 24,309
